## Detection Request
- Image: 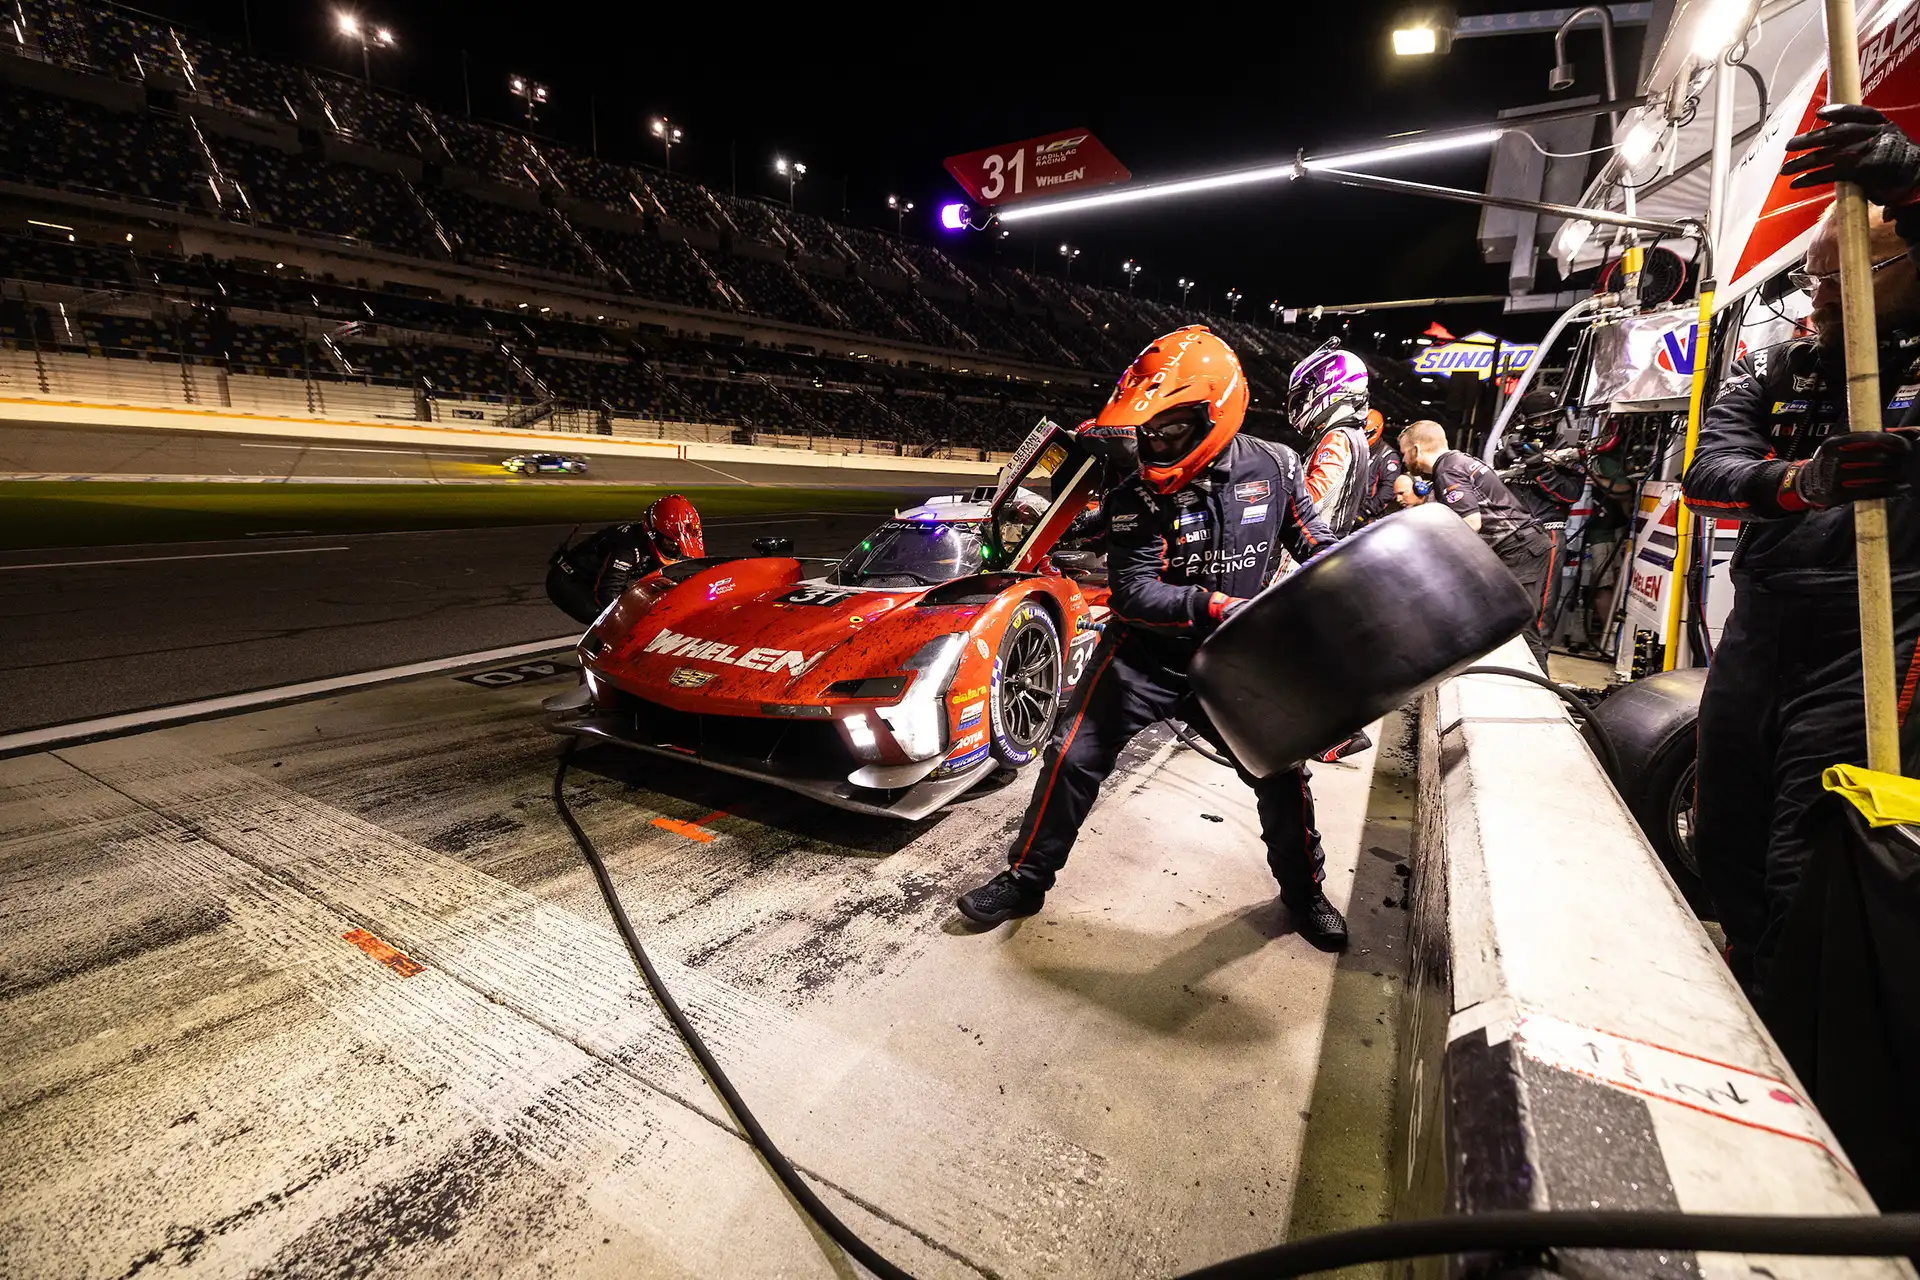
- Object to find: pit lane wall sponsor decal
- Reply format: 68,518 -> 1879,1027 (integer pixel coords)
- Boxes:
1512,1010 -> 1855,1175
642,628 -> 822,676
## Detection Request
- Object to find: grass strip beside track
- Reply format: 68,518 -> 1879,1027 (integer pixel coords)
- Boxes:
0,482 -> 908,550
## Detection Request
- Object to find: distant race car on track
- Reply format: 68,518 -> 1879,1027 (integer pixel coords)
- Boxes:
548,420 -> 1114,819
503,453 -> 587,474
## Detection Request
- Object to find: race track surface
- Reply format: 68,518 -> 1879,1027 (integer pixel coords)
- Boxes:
0,664 -> 1413,1278
0,421 -> 983,489
0,513 -> 881,735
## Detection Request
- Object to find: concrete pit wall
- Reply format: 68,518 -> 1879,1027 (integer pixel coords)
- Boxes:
1395,638 -> 1907,1279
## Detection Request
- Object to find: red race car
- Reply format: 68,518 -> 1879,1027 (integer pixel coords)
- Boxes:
549,421 -> 1112,818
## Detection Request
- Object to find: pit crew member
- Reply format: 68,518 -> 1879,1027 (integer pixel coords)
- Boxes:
957,325 -> 1350,951
546,494 -> 705,625
1684,103 -> 1920,1000
1397,419 -> 1553,668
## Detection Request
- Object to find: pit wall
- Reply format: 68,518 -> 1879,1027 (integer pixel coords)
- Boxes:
1394,639 -> 1907,1280
0,348 -> 1008,476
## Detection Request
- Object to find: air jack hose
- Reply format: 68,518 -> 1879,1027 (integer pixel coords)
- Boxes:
553,743 -> 1918,1278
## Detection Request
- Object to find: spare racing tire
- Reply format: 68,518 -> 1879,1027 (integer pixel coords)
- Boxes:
1190,504 -> 1534,777
989,598 -> 1062,767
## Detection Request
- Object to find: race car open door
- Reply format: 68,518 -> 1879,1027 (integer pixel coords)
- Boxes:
984,417 -> 1105,573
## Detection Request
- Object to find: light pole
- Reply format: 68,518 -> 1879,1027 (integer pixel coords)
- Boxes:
650,117 -> 682,172
1058,243 -> 1081,279
775,156 -> 805,209
1178,277 -> 1194,307
1121,258 -> 1141,291
1269,300 -> 1284,327
335,13 -> 393,86
508,75 -> 548,126
1226,288 -> 1242,319
887,194 -> 914,235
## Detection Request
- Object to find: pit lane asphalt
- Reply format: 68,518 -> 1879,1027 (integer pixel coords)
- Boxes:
0,513 -> 884,735
0,421 -> 975,488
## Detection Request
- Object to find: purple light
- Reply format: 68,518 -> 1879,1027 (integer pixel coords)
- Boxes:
939,203 -> 967,231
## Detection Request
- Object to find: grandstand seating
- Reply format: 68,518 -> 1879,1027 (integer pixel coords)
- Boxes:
0,3 -> 1421,444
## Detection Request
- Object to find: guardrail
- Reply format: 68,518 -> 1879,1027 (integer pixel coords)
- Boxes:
1394,639 -> 1903,1278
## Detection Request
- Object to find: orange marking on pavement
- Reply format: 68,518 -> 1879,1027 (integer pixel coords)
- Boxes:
650,810 -> 727,843
341,928 -> 426,977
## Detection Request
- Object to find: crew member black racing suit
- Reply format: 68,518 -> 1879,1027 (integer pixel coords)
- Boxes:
1358,434 -> 1406,527
1004,433 -> 1339,909
1431,448 -> 1555,667
1682,334 -> 1920,998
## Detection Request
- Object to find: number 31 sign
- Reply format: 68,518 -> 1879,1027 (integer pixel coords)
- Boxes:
943,128 -> 1130,208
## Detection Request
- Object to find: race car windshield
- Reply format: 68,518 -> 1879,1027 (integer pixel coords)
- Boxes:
831,520 -> 986,587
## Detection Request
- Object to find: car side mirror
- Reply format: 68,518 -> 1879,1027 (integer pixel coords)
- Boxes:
753,536 -> 793,556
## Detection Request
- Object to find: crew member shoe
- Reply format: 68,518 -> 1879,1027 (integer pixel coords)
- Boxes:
1315,730 -> 1373,763
957,871 -> 1046,926
1284,890 -> 1350,952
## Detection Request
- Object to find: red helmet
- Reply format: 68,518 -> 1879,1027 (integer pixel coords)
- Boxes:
1364,408 -> 1386,448
645,494 -> 704,561
1092,325 -> 1247,494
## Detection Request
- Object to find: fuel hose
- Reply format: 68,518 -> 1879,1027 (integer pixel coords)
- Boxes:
552,742 -> 1917,1277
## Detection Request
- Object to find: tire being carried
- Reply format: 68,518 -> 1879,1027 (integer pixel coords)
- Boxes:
990,599 -> 1062,766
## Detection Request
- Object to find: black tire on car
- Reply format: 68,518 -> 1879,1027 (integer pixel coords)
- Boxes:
989,599 -> 1061,767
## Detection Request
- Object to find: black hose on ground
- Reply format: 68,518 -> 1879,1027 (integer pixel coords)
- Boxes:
1459,663 -> 1622,784
1178,1210 -> 1920,1278
1172,719 -> 1233,767
553,740 -> 1920,1279
552,741 -> 915,1280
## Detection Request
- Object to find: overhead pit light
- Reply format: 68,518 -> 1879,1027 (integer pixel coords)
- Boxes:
1617,115 -> 1665,171
1390,5 -> 1456,55
993,129 -> 1501,224
1692,0 -> 1756,57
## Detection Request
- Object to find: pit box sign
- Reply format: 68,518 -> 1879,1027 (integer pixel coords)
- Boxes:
944,128 -> 1130,208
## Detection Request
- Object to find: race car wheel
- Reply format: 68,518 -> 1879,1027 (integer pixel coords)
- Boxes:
989,599 -> 1061,767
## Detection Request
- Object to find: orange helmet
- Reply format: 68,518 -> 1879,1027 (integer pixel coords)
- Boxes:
645,494 -> 704,561
1364,408 -> 1385,448
1093,325 -> 1247,493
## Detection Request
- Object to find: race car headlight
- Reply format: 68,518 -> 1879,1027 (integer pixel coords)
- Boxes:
873,632 -> 966,761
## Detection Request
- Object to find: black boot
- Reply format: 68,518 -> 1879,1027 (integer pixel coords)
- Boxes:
1314,729 -> 1372,763
1284,889 -> 1349,952
957,870 -> 1046,926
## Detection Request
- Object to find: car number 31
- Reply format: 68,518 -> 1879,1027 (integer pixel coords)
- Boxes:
778,587 -> 859,607
1064,632 -> 1098,689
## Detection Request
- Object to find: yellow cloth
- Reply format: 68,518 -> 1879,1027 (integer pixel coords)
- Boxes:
1821,763 -> 1920,828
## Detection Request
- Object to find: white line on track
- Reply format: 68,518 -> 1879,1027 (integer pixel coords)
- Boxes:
0,546 -> 351,571
0,636 -> 578,758
238,443 -> 429,455
684,458 -> 759,486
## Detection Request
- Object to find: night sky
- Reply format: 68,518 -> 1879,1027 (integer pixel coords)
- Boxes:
137,2 -> 1643,339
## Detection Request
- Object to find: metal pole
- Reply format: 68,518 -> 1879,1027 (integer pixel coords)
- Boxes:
590,96 -> 598,159
1823,0 -> 1903,773
1308,167 -> 1689,237
360,39 -> 371,86
461,51 -> 472,118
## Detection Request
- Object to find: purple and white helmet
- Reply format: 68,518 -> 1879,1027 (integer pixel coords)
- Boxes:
1287,342 -> 1370,440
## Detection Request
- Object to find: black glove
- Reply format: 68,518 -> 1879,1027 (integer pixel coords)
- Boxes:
1790,431 -> 1912,508
1781,104 -> 1920,208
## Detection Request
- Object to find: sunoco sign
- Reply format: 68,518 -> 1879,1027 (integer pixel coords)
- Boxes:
1411,331 -> 1539,380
